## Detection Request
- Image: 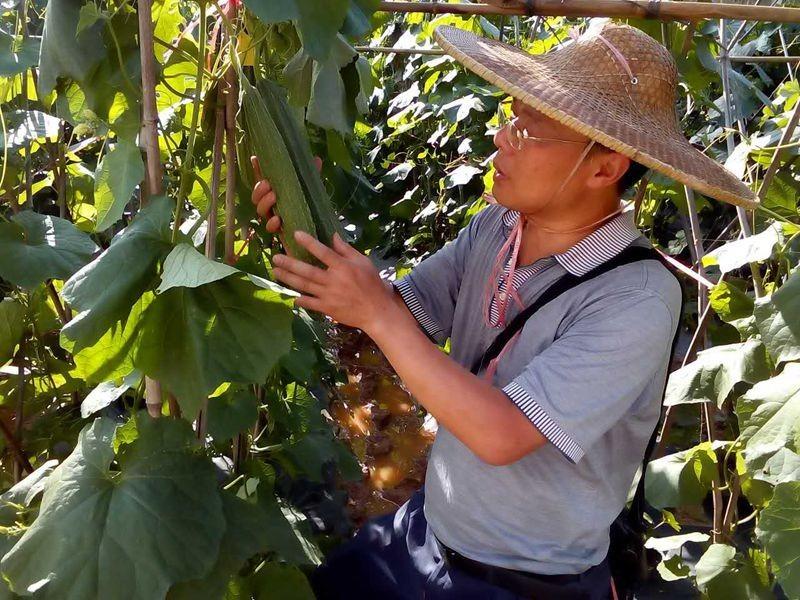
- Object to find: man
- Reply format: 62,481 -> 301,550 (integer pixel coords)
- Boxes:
254,20 -> 757,600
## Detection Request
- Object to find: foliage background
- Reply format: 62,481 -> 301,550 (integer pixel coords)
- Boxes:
1,0 -> 800,597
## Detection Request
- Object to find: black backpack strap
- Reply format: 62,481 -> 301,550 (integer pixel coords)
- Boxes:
629,276 -> 685,531
469,244 -> 664,375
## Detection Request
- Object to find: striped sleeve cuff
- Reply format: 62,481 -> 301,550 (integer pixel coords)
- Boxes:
392,278 -> 445,342
502,381 -> 585,464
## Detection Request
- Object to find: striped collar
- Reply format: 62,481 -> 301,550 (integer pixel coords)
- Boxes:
501,208 -> 642,276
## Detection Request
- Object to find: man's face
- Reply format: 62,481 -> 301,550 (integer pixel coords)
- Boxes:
491,99 -> 593,213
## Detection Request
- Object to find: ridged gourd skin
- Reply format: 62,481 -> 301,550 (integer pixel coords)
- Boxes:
239,76 -> 317,264
256,79 -> 343,247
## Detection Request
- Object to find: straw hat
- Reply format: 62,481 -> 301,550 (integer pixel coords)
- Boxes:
434,21 -> 759,209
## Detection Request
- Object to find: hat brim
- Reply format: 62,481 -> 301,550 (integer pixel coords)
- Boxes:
434,25 -> 759,209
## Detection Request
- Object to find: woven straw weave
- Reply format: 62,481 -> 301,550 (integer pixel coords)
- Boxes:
435,22 -> 758,208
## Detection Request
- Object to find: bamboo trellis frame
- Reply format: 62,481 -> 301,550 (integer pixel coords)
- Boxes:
378,1 -> 800,23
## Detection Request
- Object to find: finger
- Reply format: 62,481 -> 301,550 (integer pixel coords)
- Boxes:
251,156 -> 265,181
265,215 -> 282,233
332,232 -> 361,259
294,230 -> 339,266
256,192 -> 277,218
252,180 -> 272,205
313,156 -> 322,172
272,253 -> 327,284
272,267 -> 324,296
295,294 -> 326,315
256,191 -> 276,217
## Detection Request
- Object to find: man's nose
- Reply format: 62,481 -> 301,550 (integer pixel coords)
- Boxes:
493,124 -> 511,151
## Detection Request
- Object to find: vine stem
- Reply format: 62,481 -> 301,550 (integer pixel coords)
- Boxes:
174,0 -> 208,243
138,0 -> 166,416
0,418 -> 32,478
12,339 -> 28,482
46,281 -> 70,324
223,35 -> 238,265
196,29 -> 228,444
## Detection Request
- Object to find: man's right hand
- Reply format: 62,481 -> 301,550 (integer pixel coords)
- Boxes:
249,155 -> 323,235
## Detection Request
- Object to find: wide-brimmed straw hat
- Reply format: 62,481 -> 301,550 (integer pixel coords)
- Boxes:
434,20 -> 759,209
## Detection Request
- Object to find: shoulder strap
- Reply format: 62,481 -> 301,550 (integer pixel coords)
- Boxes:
469,241 -> 684,530
469,244 -> 664,375
629,278 -> 685,532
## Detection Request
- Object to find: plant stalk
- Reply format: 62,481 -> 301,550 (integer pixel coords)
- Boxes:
138,0 -> 166,415
174,0 -> 208,243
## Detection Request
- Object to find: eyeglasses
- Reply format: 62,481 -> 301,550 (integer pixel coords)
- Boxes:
498,112 -> 588,151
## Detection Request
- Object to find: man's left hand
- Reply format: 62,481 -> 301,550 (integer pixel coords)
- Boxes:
271,231 -> 394,333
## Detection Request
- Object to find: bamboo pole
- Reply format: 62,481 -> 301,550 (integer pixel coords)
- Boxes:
757,100 -> 800,200
138,0 -> 164,201
718,22 -> 765,298
778,28 -> 795,81
355,45 -> 445,55
684,187 -> 709,319
377,1 -> 800,24
730,55 -> 800,63
138,0 -> 166,418
206,84 -> 225,260
223,64 -> 238,266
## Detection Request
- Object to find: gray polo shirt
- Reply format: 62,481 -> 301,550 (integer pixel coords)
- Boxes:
392,204 -> 681,575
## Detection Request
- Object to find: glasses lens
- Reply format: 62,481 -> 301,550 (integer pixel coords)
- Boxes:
509,120 -> 522,150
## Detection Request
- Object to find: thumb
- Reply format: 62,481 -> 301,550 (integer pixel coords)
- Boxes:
313,156 -> 322,172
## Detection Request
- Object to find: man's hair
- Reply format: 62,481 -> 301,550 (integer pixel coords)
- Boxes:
592,144 -> 649,195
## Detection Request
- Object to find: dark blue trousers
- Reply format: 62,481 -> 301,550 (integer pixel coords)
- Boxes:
310,491 -> 613,599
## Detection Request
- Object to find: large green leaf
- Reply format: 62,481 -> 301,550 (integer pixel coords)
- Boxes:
737,363 -> 800,480
247,563 -> 315,600
37,0 -> 106,96
340,0 -> 379,38
1,416 -> 225,600
694,543 -> 773,599
664,340 -> 771,408
80,370 -> 141,418
207,387 -> 260,442
754,268 -> 800,365
67,292 -> 153,384
702,223 -> 782,274
94,141 -> 145,232
0,299 -> 26,364
0,460 -> 58,557
645,441 -> 727,508
167,492 -> 273,600
134,275 -> 294,417
307,57 -> 351,134
0,31 -> 40,76
755,481 -> 800,597
156,243 -> 239,293
295,0 -> 349,62
0,212 -> 98,288
240,0 -> 298,25
152,0 -> 183,44
709,280 -> 756,339
61,196 -> 172,352
236,477 -> 323,566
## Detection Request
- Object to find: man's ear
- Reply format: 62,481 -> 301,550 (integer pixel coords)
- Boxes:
586,150 -> 630,191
